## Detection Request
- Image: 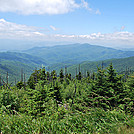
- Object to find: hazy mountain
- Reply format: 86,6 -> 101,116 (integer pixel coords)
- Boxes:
24,43 -> 134,65
0,39 -> 73,51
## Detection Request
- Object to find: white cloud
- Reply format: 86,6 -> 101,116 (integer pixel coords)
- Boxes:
50,25 -> 58,31
0,18 -> 47,39
95,9 -> 101,15
120,26 -> 125,31
0,0 -> 100,15
0,0 -> 79,15
0,18 -> 6,22
81,0 -> 101,14
0,19 -> 134,48
81,0 -> 92,11
54,31 -> 134,41
54,32 -> 134,48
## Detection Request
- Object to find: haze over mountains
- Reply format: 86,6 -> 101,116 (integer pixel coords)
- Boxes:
24,43 -> 134,65
1,43 -> 134,84
0,39 -> 73,51
1,38 -> 134,52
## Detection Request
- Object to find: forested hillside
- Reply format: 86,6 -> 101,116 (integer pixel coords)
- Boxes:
2,50 -> 134,84
0,52 -> 46,65
24,43 -> 134,65
64,56 -> 134,76
0,52 -> 46,84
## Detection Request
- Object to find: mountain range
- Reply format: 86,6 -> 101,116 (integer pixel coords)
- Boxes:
24,43 -> 134,65
1,43 -> 134,84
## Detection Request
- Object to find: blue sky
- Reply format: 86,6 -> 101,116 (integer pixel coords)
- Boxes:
0,0 -> 134,50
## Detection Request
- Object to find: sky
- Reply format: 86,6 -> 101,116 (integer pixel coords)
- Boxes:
0,0 -> 134,50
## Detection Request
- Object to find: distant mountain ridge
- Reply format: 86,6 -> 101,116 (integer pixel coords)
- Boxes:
0,52 -> 46,65
23,43 -> 134,65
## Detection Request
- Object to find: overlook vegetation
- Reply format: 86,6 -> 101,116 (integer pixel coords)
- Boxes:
0,44 -> 134,133
0,64 -> 134,133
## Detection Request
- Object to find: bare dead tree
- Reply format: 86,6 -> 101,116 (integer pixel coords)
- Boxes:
65,66 -> 67,81
0,73 -> 2,86
79,64 -> 80,73
2,77 -> 11,90
21,68 -> 23,82
15,78 -> 16,85
102,61 -> 104,70
24,73 -> 26,89
35,67 -> 37,83
6,72 -> 8,85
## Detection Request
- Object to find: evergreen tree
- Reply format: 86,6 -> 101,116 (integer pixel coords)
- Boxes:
40,67 -> 46,80
59,69 -> 64,83
106,63 -> 117,83
96,67 -> 106,87
46,71 -> 50,81
16,81 -> 24,89
106,64 -> 125,107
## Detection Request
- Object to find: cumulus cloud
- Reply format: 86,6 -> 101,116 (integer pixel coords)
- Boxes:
0,19 -> 134,48
54,32 -> 134,48
0,0 -> 79,15
55,32 -> 134,41
0,0 -> 100,15
0,18 -> 47,39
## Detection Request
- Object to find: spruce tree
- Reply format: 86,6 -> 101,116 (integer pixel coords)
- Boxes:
59,69 -> 64,83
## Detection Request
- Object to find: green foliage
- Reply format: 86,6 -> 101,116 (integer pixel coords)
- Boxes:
59,69 -> 64,83
0,64 -> 134,133
16,81 -> 24,89
66,56 -> 134,77
27,68 -> 48,89
0,88 -> 20,113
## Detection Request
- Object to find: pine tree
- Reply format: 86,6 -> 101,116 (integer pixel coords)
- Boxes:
106,63 -> 117,83
106,63 -> 125,107
59,69 -> 64,83
40,67 -> 46,80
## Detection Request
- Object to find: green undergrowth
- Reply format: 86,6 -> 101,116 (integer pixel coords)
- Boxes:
0,105 -> 134,134
0,64 -> 134,133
